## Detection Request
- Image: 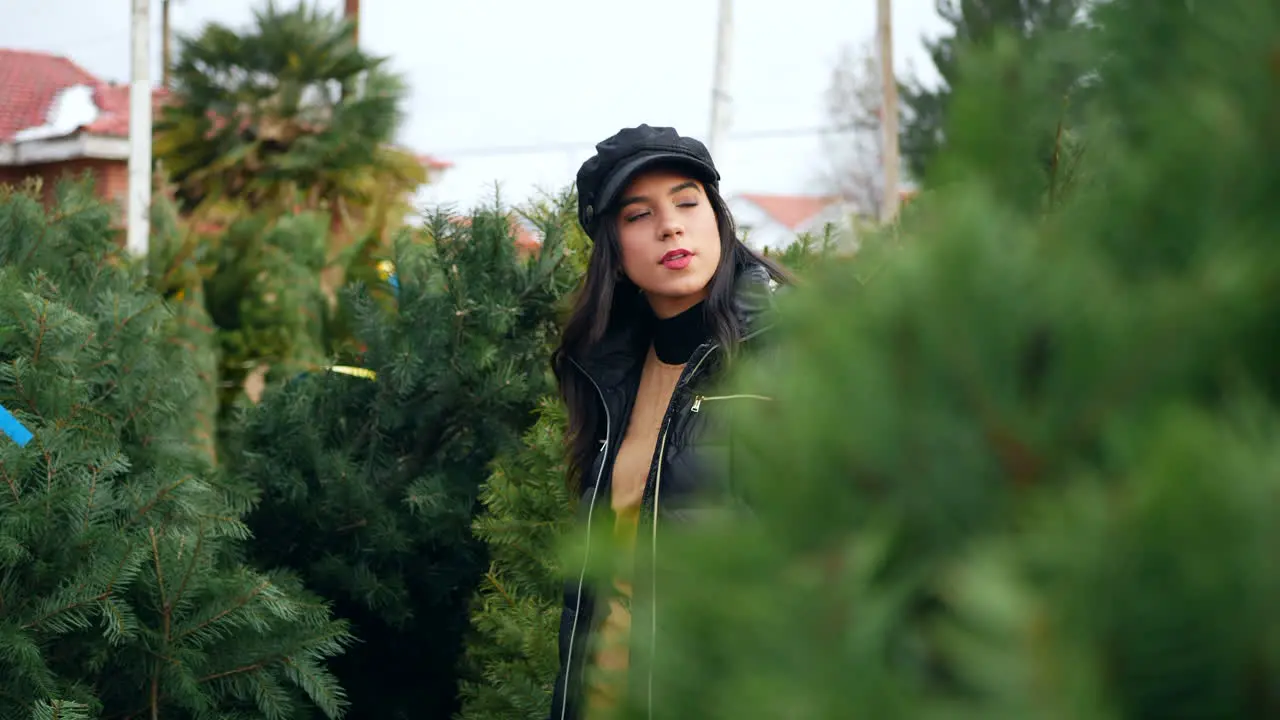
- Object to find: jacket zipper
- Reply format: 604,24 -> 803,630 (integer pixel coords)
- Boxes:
567,336 -> 764,716
560,357 -> 611,720
689,393 -> 774,413
642,342 -> 718,719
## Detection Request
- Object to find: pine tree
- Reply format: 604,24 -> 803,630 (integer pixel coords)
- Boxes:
899,0 -> 1087,182
147,179 -> 221,465
455,400 -> 574,720
0,179 -> 352,719
614,1 -> 1280,717
230,194 -> 584,719
447,193 -> 589,720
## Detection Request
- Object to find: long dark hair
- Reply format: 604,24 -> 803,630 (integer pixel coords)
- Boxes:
551,179 -> 789,492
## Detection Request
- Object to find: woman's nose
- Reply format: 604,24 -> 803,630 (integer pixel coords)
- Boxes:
658,212 -> 684,240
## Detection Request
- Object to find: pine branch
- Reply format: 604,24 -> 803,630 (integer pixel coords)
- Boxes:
173,579 -> 271,642
484,569 -> 516,609
1,459 -> 20,505
24,293 -> 49,365
21,542 -> 136,630
127,475 -> 193,525
169,523 -> 207,614
82,461 -> 107,532
148,527 -> 170,639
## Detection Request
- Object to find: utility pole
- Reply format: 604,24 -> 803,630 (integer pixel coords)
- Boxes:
878,0 -> 901,223
707,0 -> 733,159
345,0 -> 360,45
161,0 -> 172,88
127,0 -> 151,259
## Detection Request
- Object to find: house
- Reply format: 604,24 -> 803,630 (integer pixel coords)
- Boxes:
727,193 -> 857,252
447,214 -> 543,257
0,48 -> 452,213
0,48 -> 166,209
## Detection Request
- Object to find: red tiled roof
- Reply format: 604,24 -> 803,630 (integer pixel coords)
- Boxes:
1,47 -> 450,180
0,48 -> 168,142
83,83 -> 170,137
0,48 -> 97,141
736,193 -> 840,230
415,153 -> 453,171
449,214 -> 541,252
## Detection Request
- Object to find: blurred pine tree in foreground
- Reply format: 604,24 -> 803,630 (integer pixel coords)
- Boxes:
612,1 -> 1280,718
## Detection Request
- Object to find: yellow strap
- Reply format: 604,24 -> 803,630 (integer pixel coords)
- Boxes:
327,365 -> 377,380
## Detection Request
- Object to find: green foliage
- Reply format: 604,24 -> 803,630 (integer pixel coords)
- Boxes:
230,195 -> 584,720
899,0 -> 1088,182
151,1 -> 428,447
143,184 -> 222,464
146,194 -> 331,455
0,180 -> 351,720
455,400 -> 574,720
761,224 -> 843,275
155,1 -> 407,213
200,211 -> 331,418
617,1 -> 1280,717
448,190 -> 593,720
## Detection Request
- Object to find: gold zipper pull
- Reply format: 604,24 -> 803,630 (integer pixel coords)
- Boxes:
691,395 -> 704,413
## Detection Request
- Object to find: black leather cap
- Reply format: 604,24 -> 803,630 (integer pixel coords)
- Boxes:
575,124 -> 720,237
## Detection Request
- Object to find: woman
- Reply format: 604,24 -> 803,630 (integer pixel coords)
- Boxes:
548,124 -> 788,720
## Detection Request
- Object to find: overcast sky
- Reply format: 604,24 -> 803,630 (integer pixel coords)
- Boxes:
2,0 -> 948,212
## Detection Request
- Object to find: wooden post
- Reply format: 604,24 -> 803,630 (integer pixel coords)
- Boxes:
878,0 -> 900,224
345,0 -> 360,45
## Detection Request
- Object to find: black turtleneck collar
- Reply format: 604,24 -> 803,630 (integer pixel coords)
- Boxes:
652,301 -> 710,365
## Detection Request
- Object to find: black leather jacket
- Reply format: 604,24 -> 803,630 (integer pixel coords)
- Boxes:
548,261 -> 780,720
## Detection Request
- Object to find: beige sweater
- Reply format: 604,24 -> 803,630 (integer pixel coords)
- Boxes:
584,345 -> 685,716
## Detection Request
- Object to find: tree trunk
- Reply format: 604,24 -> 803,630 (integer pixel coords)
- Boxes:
345,0 -> 360,45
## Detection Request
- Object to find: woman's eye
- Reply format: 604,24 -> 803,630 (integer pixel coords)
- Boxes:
624,211 -> 650,222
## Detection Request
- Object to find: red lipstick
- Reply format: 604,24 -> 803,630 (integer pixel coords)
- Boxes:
660,248 -> 693,270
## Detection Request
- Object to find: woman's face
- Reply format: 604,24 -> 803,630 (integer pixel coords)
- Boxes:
614,168 -> 723,319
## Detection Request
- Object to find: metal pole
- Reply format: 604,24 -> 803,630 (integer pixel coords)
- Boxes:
878,0 -> 900,223
707,0 -> 733,159
127,0 -> 151,259
161,0 -> 171,89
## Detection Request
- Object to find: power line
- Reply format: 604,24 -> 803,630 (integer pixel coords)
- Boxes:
432,125 -> 859,160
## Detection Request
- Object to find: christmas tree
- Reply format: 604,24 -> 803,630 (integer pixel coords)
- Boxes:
230,195 -> 584,719
454,400 -> 575,720
899,0 -> 1087,181
0,179 -> 351,719
452,192 -> 589,720
614,1 -> 1280,717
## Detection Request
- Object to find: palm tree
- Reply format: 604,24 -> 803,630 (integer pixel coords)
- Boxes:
154,1 -> 421,227
151,1 -> 430,444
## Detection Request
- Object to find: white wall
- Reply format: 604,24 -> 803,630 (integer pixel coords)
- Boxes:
727,196 -> 860,253
796,204 -> 860,252
726,196 -> 796,252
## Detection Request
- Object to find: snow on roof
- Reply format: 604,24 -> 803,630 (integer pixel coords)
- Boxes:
12,84 -> 99,142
